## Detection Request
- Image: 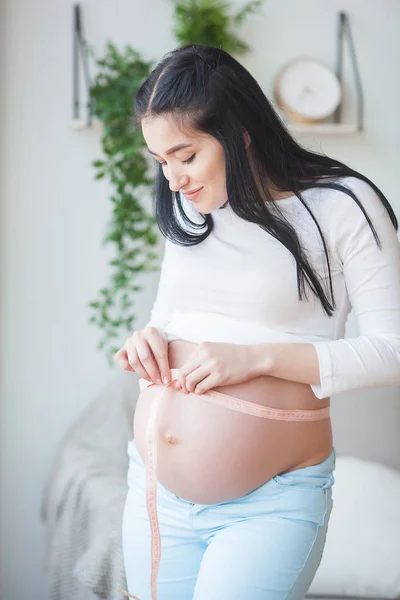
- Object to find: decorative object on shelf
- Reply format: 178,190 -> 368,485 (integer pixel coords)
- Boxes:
273,12 -> 364,134
71,1 -> 265,363
274,58 -> 342,124
170,0 -> 264,54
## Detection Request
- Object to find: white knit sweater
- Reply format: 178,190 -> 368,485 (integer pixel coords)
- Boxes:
145,177 -> 400,399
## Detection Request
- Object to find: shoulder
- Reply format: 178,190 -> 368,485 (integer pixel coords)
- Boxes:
296,176 -> 390,242
316,177 -> 398,266
289,176 -> 386,220
272,176 -> 385,221
321,176 -> 387,220
275,176 -> 395,264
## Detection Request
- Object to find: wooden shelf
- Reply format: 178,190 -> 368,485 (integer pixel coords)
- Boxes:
287,122 -> 360,135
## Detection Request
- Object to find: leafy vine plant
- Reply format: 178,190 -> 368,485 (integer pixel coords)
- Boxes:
88,0 -> 265,366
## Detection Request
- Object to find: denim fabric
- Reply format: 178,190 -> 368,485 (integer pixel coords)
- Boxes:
122,439 -> 336,600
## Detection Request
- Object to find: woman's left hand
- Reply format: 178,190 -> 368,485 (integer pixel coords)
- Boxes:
175,342 -> 264,395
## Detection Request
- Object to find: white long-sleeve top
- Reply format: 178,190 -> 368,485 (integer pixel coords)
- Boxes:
145,176 -> 400,399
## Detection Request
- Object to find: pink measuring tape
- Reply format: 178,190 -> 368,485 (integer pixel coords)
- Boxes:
117,368 -> 330,600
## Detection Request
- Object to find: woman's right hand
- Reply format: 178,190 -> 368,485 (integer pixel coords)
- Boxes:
114,327 -> 171,385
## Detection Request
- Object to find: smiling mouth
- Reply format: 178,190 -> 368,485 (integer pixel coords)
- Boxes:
183,187 -> 204,201
184,187 -> 203,196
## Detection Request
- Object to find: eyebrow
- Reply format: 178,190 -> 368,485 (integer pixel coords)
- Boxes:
147,143 -> 193,157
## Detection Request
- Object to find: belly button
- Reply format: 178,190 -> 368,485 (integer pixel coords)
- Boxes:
164,431 -> 179,444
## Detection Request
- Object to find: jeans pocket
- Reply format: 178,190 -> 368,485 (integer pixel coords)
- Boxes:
272,471 -> 335,490
272,450 -> 336,491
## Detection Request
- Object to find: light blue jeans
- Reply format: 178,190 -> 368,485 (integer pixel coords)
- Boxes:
122,439 -> 336,600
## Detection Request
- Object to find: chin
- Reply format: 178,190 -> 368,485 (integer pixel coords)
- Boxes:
203,200 -> 229,214
191,198 -> 228,214
193,202 -> 212,214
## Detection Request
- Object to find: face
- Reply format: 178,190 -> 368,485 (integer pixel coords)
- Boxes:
141,114 -> 227,213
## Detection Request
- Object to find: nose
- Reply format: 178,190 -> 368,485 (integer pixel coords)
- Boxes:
166,168 -> 189,193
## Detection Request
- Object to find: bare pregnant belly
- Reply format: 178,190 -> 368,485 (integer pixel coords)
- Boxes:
133,339 -> 332,504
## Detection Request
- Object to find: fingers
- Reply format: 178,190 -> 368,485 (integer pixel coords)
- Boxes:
146,327 -> 171,384
114,335 -> 150,380
114,327 -> 171,385
184,365 -> 209,394
127,333 -> 158,382
135,331 -> 163,383
114,347 -> 134,372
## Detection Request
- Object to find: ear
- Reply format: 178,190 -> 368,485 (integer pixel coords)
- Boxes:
243,130 -> 251,149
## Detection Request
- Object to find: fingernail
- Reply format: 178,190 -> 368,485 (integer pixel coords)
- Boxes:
163,376 -> 169,385
156,378 -> 162,385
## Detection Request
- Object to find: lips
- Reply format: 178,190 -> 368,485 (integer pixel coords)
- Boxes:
183,187 -> 204,202
183,187 -> 203,196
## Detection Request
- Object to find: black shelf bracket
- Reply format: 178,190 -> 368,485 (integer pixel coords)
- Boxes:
71,7 -> 363,133
73,3 -> 92,126
334,11 -> 364,131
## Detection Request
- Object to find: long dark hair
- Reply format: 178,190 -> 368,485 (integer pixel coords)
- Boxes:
134,44 -> 398,317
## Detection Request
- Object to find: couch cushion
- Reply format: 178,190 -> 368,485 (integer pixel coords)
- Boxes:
307,455 -> 400,599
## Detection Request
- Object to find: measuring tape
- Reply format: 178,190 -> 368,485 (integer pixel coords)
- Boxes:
118,368 -> 330,599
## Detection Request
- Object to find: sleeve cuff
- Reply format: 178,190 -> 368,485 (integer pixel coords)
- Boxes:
310,342 -> 334,399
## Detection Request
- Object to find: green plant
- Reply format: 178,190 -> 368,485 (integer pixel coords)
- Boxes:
89,2 -> 265,365
171,0 -> 264,53
88,42 -> 158,365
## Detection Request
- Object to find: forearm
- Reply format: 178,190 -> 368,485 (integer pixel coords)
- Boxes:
254,343 -> 321,386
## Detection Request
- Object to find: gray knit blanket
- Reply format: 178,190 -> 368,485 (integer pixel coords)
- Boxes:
41,370 -> 139,600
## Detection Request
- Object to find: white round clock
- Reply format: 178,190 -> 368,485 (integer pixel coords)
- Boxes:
273,58 -> 342,123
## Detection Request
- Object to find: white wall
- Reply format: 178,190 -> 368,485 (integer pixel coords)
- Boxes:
0,1 -> 399,598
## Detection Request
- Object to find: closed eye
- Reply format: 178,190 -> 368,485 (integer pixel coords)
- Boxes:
158,153 -> 196,166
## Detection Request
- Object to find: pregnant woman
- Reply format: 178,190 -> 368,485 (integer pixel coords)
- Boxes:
115,45 -> 400,600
